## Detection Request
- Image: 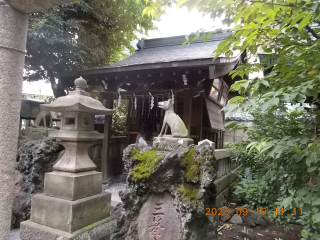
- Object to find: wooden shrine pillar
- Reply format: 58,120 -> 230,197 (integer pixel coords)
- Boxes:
101,92 -> 114,181
183,89 -> 193,137
126,98 -> 132,144
196,93 -> 204,143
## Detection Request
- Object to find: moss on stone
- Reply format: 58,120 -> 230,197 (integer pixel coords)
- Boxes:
177,184 -> 200,205
80,222 -> 96,232
181,147 -> 203,183
130,148 -> 163,181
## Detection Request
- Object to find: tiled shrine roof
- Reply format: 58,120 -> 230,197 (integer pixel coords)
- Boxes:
111,32 -> 236,68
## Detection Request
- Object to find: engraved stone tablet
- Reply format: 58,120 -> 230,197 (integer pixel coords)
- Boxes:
137,192 -> 181,240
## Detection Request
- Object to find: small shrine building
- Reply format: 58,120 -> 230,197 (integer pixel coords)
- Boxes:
58,32 -> 245,178
58,32 -> 244,146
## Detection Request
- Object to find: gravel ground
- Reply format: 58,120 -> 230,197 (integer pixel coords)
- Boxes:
10,229 -> 20,240
10,182 -> 126,240
104,182 -> 126,203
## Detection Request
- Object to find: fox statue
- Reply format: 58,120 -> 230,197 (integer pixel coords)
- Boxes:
158,99 -> 188,138
34,110 -> 53,128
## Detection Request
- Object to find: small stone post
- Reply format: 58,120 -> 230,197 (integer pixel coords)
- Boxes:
0,1 -> 76,238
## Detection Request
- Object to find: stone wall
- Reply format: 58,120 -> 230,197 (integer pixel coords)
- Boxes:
223,122 -> 253,146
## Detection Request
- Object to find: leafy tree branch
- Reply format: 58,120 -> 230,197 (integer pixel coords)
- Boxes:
306,25 -> 320,39
250,1 -> 298,8
25,0 -> 155,98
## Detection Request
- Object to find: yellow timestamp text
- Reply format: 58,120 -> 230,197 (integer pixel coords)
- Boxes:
205,207 -> 303,216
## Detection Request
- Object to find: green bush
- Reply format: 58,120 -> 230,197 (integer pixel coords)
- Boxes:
111,99 -> 128,136
229,110 -> 320,239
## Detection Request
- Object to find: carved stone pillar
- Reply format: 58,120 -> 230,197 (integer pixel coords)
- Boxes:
0,3 -> 28,239
0,1 -> 74,238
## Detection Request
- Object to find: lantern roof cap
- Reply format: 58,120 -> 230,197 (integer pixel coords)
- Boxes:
41,77 -> 113,115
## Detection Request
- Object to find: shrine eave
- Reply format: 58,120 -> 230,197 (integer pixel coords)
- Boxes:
57,55 -> 241,89
59,55 -> 239,77
57,32 -> 244,89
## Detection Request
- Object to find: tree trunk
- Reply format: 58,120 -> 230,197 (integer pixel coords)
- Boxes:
48,70 -> 66,98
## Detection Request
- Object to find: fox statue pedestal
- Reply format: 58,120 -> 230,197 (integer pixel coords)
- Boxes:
153,137 -> 194,151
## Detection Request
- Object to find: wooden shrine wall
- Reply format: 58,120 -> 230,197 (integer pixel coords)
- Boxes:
126,90 -> 225,149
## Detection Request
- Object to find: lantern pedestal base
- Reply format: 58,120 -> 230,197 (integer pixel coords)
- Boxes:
44,171 -> 102,200
30,193 -> 111,233
20,169 -> 116,239
20,217 -> 116,240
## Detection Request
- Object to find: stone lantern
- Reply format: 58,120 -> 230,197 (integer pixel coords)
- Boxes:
41,76 -> 113,173
20,77 -> 116,240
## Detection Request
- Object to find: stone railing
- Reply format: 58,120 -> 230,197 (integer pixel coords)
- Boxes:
215,149 -> 241,178
89,136 -> 127,177
214,149 -> 241,206
108,136 -> 127,176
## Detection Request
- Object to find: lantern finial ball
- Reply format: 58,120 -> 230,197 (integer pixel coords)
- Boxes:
74,76 -> 88,89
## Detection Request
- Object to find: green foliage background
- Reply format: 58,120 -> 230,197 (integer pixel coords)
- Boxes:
88,86 -> 128,136
25,0 -> 154,97
229,110 -> 320,239
112,99 -> 129,136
